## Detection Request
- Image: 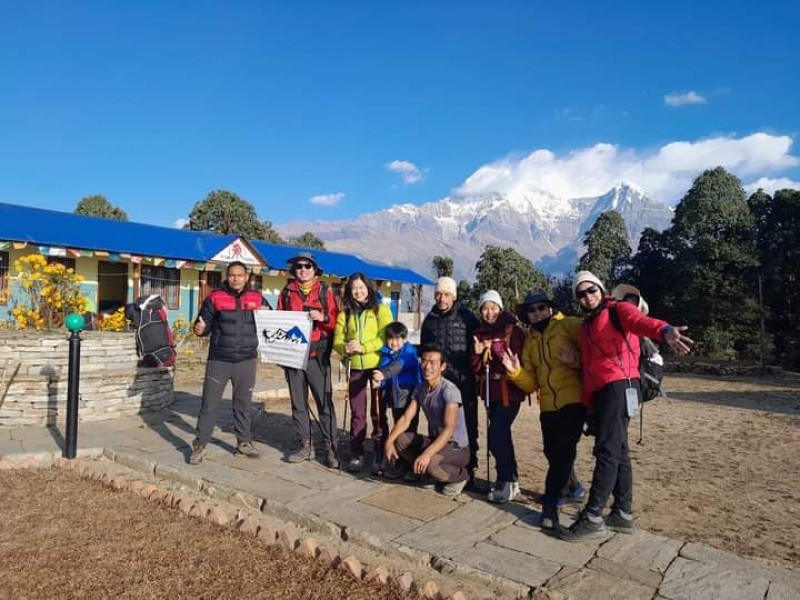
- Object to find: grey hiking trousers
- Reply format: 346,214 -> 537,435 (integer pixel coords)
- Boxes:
195,358 -> 257,446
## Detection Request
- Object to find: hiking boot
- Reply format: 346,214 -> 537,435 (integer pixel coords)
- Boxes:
605,510 -> 637,534
285,439 -> 312,463
323,445 -> 339,469
441,479 -> 468,497
384,461 -> 406,479
403,470 -> 421,483
487,481 -> 520,504
189,442 -> 207,465
540,504 -> 560,531
371,457 -> 386,476
345,456 -> 364,472
559,510 -> 608,543
559,482 -> 586,506
235,441 -> 261,459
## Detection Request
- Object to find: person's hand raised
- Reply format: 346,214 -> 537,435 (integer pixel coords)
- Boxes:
193,316 -> 206,336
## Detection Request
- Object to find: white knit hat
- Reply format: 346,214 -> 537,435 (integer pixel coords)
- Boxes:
572,271 -> 607,299
435,276 -> 458,299
479,290 -> 503,310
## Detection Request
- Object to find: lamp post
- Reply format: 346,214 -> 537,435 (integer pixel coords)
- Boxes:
64,313 -> 85,459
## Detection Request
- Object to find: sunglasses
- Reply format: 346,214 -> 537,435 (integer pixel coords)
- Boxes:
528,303 -> 550,313
294,263 -> 314,270
576,286 -> 600,299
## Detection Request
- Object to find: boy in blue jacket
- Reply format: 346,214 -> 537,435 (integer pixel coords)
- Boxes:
371,321 -> 422,477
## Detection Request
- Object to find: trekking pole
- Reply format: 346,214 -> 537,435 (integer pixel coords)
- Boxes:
484,361 -> 491,493
339,358 -> 351,474
637,404 -> 644,445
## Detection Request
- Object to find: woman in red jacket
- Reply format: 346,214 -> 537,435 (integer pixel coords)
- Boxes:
470,290 -> 527,504
561,271 -> 693,542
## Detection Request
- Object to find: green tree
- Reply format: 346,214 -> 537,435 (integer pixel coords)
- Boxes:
549,275 -> 577,315
185,190 -> 284,242
432,256 -> 454,278
473,246 -> 550,315
669,167 -> 760,358
577,211 -> 631,286
289,231 -> 325,250
74,194 -> 128,221
752,188 -> 800,365
630,227 -> 678,319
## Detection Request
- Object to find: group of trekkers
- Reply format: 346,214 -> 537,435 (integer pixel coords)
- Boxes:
187,255 -> 693,543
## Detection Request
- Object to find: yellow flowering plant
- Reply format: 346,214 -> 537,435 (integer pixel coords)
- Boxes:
98,306 -> 128,332
10,254 -> 87,330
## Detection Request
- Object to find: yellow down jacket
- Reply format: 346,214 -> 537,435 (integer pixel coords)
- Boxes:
333,303 -> 393,371
508,311 -> 583,413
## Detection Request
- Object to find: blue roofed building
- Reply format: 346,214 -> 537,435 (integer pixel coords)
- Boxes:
0,202 -> 432,326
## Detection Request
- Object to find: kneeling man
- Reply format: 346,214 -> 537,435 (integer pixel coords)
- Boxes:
384,343 -> 470,497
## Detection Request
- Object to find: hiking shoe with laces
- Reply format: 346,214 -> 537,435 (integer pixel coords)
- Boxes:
323,446 -> 339,469
345,456 -> 364,472
235,441 -> 260,458
559,510 -> 608,543
605,510 -> 637,534
559,482 -> 586,506
285,439 -> 312,463
540,504 -> 560,531
441,479 -> 468,497
189,443 -> 207,465
487,481 -> 520,504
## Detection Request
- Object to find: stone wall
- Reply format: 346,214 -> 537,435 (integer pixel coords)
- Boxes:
0,331 -> 173,427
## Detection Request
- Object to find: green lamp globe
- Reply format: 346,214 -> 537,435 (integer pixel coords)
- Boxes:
65,313 -> 85,332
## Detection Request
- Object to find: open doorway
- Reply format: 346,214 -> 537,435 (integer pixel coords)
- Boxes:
97,261 -> 129,313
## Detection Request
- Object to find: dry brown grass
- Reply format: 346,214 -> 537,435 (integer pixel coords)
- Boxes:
0,469 -> 415,600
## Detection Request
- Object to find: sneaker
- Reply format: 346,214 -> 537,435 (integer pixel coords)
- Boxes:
189,443 -> 207,465
559,482 -> 586,506
235,441 -> 261,458
487,481 -> 520,504
371,458 -> 386,476
605,510 -> 637,534
559,510 -> 608,543
285,439 -> 312,463
345,456 -> 364,472
323,446 -> 339,469
403,470 -> 421,483
540,504 -> 560,531
441,479 -> 468,497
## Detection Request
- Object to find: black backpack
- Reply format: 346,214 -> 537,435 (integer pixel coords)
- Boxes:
124,295 -> 177,367
608,305 -> 665,443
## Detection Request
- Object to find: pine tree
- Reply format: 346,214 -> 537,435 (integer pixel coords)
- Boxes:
577,211 -> 631,286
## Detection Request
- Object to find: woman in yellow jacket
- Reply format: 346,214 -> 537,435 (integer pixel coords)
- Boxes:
501,290 -> 586,532
334,272 -> 393,472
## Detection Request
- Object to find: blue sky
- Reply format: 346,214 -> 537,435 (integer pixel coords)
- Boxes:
1,0 -> 797,228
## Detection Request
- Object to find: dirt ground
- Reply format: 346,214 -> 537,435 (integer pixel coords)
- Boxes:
177,356 -> 800,570
0,468 -> 414,600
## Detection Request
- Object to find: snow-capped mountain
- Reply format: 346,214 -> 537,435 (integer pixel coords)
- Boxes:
279,182 -> 673,281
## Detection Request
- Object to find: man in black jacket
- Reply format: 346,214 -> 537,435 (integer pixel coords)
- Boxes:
420,277 -> 480,486
189,261 -> 269,465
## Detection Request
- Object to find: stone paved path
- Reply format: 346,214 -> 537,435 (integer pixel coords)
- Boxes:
1,392 -> 798,600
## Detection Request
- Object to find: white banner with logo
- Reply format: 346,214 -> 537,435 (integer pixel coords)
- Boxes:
255,310 -> 312,370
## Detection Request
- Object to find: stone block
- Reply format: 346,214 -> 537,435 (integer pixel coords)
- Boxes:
421,581 -> 441,599
278,529 -> 299,551
257,524 -> 278,545
318,546 -> 340,568
207,506 -> 231,527
453,541 -> 561,588
394,571 -> 414,593
660,557 -> 769,600
296,537 -> 319,558
339,556 -> 363,580
236,516 -> 261,536
366,565 -> 390,585
549,566 -> 655,600
447,593 -> 468,600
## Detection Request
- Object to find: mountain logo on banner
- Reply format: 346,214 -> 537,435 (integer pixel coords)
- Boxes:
262,325 -> 308,346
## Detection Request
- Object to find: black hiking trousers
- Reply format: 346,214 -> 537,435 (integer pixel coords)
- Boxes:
585,379 -> 638,516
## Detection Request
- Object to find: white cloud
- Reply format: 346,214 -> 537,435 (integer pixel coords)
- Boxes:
454,132 -> 799,205
664,91 -> 707,107
386,160 -> 425,185
174,218 -> 189,228
745,177 -> 800,195
309,192 -> 345,207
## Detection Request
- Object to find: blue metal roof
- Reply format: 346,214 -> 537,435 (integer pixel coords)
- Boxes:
0,202 -> 237,262
0,202 -> 432,285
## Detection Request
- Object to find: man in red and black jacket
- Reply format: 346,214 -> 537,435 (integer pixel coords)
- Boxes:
278,252 -> 340,468
189,261 -> 269,465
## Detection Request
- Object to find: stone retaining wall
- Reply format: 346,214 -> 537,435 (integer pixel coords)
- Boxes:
0,331 -> 173,427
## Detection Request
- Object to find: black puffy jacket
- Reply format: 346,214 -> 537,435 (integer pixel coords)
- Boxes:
197,283 -> 266,362
420,303 -> 480,386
